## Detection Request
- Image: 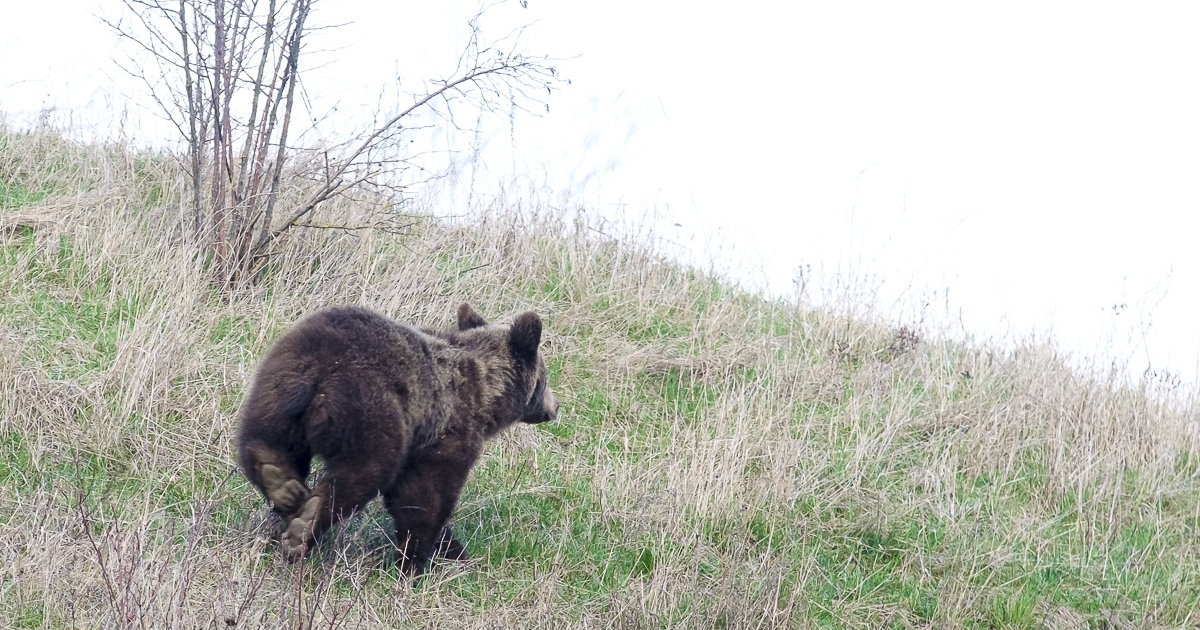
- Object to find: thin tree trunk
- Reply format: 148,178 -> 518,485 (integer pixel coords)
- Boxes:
253,0 -> 307,263
178,0 -> 203,242
233,0 -> 279,270
211,0 -> 228,271
237,0 -> 275,204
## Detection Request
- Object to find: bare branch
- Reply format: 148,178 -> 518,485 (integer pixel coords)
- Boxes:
255,51 -> 557,255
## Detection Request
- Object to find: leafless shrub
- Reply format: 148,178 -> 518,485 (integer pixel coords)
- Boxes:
887,324 -> 922,359
104,0 -> 560,289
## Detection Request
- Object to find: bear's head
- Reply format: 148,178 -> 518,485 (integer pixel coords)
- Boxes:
458,303 -> 559,427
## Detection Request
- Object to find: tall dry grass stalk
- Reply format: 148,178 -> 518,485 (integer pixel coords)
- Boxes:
0,125 -> 1198,628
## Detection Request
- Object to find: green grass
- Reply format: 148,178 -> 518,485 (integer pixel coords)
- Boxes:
0,231 -> 140,379
0,180 -> 46,208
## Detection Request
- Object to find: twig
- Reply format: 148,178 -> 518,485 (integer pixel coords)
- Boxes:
252,51 -> 557,257
289,221 -> 416,235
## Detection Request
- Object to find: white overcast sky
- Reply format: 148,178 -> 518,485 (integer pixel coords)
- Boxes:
2,1 -> 1199,387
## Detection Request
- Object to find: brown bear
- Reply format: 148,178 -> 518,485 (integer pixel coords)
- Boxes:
235,303 -> 558,576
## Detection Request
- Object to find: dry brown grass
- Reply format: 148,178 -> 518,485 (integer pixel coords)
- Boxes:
1,125 -> 1198,628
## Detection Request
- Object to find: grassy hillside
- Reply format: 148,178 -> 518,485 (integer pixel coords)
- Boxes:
1,125 -> 1198,629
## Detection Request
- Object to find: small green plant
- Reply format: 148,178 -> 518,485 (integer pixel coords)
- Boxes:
988,586 -> 1038,629
0,181 -> 46,208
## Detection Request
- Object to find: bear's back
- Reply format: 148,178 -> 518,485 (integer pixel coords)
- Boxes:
273,306 -> 433,372
267,307 -> 447,456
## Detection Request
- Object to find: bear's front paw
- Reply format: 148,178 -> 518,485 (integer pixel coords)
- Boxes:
436,527 -> 469,562
395,553 -> 428,580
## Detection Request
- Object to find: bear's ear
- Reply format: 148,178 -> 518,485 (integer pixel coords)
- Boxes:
509,311 -> 542,362
458,303 -> 488,331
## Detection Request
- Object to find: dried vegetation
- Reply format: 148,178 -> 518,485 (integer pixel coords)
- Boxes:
0,126 -> 1198,628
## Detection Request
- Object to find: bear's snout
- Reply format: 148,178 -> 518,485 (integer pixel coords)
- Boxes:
525,388 -> 559,424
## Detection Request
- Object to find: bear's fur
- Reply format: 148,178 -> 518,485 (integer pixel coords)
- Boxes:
236,303 -> 558,576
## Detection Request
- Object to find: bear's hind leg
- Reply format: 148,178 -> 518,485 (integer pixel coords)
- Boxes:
280,464 -> 388,560
280,492 -> 323,559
